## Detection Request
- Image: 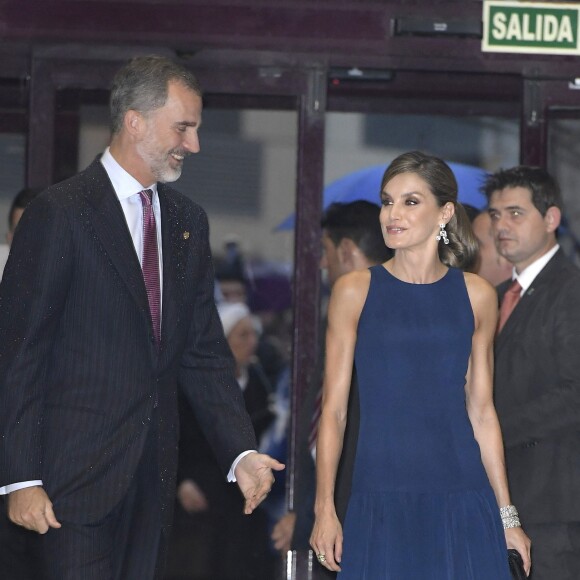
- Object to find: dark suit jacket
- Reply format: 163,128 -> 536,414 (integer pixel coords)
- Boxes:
176,361 -> 274,497
494,249 -> 580,524
0,159 -> 256,526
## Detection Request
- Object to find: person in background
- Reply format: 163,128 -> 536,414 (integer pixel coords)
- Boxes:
215,250 -> 287,392
0,55 -> 282,580
485,166 -> 580,580
472,210 -> 512,286
6,187 -> 43,246
215,243 -> 249,305
168,302 -> 277,580
310,151 -> 529,577
461,202 -> 481,224
271,201 -> 393,576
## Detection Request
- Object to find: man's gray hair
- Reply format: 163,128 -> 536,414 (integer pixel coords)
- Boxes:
110,55 -> 202,135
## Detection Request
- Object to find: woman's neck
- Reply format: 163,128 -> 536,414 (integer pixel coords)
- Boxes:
386,251 -> 448,284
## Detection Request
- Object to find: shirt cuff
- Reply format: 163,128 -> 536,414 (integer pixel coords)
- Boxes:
227,450 -> 257,482
0,480 -> 43,495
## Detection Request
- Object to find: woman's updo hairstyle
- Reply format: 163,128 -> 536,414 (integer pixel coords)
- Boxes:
380,151 -> 478,270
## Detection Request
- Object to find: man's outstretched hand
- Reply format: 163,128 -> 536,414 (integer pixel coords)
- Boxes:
235,453 -> 284,514
8,486 -> 61,534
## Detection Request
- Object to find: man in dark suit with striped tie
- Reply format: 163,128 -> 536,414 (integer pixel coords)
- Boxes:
485,166 -> 580,580
0,55 -> 283,580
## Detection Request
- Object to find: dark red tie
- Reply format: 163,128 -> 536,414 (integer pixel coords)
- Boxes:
139,189 -> 161,346
497,279 -> 522,334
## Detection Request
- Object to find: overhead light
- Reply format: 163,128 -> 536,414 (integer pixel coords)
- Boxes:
329,67 -> 395,85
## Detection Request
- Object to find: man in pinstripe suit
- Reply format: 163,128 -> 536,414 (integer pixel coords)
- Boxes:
0,56 -> 283,580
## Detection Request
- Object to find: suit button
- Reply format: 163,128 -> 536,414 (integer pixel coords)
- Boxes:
150,335 -> 155,343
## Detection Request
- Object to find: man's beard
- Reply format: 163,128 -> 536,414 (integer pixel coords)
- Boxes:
137,139 -> 187,183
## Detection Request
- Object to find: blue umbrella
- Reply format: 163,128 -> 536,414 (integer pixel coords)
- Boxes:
275,161 -> 489,231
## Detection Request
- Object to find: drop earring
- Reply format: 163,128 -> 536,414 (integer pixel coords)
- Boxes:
436,223 -> 449,245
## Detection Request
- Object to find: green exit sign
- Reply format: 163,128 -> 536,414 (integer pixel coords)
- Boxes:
483,1 -> 580,55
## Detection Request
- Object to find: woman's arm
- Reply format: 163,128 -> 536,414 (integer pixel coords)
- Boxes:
464,272 -> 531,575
310,270 -> 370,573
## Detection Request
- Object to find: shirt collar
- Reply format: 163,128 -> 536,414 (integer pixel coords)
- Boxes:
100,147 -> 158,201
514,244 -> 559,293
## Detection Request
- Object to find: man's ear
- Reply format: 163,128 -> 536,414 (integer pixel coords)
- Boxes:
124,110 -> 143,137
338,238 -> 358,268
545,206 -> 561,233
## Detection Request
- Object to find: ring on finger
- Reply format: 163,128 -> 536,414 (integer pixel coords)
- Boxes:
317,553 -> 326,563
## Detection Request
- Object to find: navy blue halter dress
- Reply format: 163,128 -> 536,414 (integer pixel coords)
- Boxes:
338,265 -> 510,579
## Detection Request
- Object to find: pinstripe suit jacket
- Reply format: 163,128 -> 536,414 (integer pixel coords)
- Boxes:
494,249 -> 580,524
0,159 -> 256,525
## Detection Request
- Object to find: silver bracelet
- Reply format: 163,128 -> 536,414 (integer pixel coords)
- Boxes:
500,504 -> 521,529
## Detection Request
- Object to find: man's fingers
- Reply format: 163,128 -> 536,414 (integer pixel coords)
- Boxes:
34,516 -> 50,535
244,497 -> 257,514
244,489 -> 269,513
237,453 -> 285,515
242,476 -> 274,513
249,487 -> 271,512
255,473 -> 275,496
252,454 -> 285,472
268,459 -> 285,471
7,487 -> 60,534
18,510 -> 48,534
243,491 -> 267,514
257,455 -> 284,471
45,504 -> 62,529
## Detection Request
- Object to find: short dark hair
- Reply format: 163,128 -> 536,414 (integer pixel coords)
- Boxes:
110,55 -> 202,135
8,187 -> 43,230
482,166 -> 562,216
321,201 -> 393,264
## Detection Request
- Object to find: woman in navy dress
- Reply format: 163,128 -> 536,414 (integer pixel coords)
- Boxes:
310,151 -> 531,578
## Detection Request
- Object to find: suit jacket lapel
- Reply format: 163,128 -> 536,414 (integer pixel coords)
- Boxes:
495,249 -> 564,355
82,160 -> 151,324
158,184 -> 188,350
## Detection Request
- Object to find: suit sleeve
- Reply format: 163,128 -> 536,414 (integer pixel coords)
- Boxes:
178,209 -> 257,477
0,195 -> 73,486
499,277 -> 580,447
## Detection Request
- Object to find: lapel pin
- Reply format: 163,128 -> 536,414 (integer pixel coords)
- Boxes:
183,231 -> 190,240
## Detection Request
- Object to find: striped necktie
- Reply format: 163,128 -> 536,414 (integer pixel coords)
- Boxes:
138,189 -> 161,346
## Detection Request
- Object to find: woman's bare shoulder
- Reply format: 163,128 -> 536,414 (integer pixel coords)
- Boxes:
332,269 -> 372,298
463,271 -> 498,327
463,271 -> 497,305
329,269 -> 372,316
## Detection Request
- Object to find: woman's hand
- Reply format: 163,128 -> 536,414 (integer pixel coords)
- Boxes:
505,527 -> 532,576
310,507 -> 343,572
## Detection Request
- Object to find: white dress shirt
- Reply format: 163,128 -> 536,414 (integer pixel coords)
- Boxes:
511,244 -> 560,295
100,147 -> 164,310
